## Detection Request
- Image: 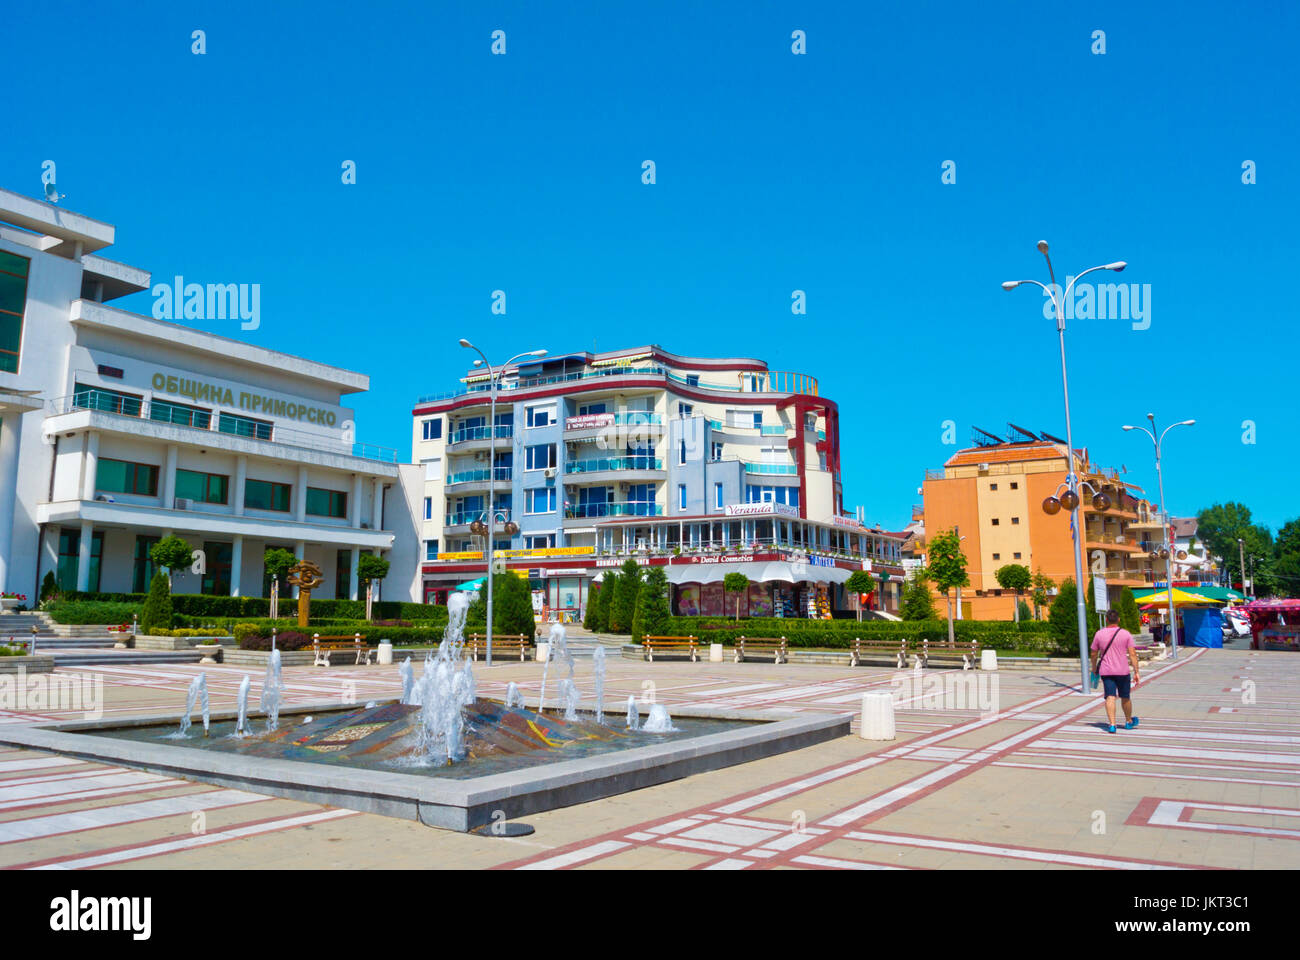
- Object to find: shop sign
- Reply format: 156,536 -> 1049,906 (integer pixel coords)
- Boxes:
565,413 -> 615,430
832,515 -> 865,530
436,551 -> 484,560
808,555 -> 835,567
724,502 -> 799,519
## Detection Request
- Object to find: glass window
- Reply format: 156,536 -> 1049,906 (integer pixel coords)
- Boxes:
677,402 -> 693,417
525,444 -> 556,470
425,540 -> 439,561
306,487 -> 347,518
151,399 -> 211,429
578,402 -> 607,416
679,440 -> 687,465
715,482 -> 724,509
218,412 -> 272,441
423,497 -> 432,520
73,383 -> 143,417
686,374 -> 700,387
526,405 -> 555,428
679,484 -> 687,509
176,469 -> 229,504
245,478 -> 291,512
132,535 -> 160,593
526,488 -> 557,514
96,458 -> 159,496
422,418 -> 442,441
0,249 -> 30,374
711,441 -> 723,461
201,541 -> 233,595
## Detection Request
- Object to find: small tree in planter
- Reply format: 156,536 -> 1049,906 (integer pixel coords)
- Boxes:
1030,568 -> 1055,621
357,553 -> 390,621
150,535 -> 195,588
844,571 -> 876,622
723,572 -> 749,621
39,571 -> 59,606
900,571 -> 937,621
995,563 -> 1032,623
140,572 -> 173,633
927,529 -> 970,645
631,566 -> 672,641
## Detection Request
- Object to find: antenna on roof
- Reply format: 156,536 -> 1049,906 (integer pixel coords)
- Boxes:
971,426 -> 1003,447
1007,423 -> 1039,443
1040,430 -> 1068,445
44,182 -> 65,204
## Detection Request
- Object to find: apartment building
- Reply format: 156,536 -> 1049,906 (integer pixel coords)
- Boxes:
918,424 -> 1167,619
411,347 -> 903,619
0,188 -> 420,602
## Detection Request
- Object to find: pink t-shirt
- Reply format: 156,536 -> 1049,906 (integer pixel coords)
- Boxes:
1091,627 -> 1135,676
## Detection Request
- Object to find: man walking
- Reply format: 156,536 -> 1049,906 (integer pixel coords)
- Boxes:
1090,609 -> 1141,734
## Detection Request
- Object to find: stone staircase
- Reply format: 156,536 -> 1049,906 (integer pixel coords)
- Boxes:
0,611 -> 116,639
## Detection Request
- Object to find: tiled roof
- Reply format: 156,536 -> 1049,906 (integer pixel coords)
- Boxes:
1171,517 -> 1198,537
945,442 -> 1065,467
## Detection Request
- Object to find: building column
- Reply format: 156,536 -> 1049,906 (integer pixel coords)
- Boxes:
295,466 -> 308,521
293,540 -> 306,598
230,534 -> 243,597
81,431 -> 99,500
162,445 -> 179,506
0,416 -> 22,592
371,479 -> 384,531
75,519 -> 93,592
350,475 -> 364,528
349,545 -> 360,601
233,456 -> 247,516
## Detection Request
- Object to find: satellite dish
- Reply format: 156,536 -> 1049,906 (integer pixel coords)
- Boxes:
44,182 -> 63,203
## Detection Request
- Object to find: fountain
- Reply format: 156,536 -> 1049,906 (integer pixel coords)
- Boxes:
642,703 -> 677,733
560,678 -> 579,722
234,675 -> 251,737
175,673 -> 210,737
626,695 -> 640,730
592,646 -> 606,725
504,681 -> 524,709
399,656 -> 414,704
261,649 -> 283,732
538,622 -> 574,714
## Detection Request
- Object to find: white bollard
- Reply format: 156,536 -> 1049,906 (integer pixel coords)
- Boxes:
535,641 -> 551,663
980,649 -> 998,671
377,640 -> 393,666
710,642 -> 724,663
860,691 -> 896,741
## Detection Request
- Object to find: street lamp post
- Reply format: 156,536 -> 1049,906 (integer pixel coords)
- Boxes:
1003,242 -> 1128,694
1122,414 -> 1195,661
1237,538 -> 1248,599
458,341 -> 547,666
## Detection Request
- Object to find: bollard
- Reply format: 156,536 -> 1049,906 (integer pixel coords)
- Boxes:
709,642 -> 724,663
535,641 -> 550,663
860,691 -> 896,741
980,649 -> 998,671
377,639 -> 394,665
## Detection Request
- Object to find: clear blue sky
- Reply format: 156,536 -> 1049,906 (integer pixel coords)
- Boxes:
5,1 -> 1296,531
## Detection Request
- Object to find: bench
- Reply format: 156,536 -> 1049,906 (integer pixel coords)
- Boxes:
918,638 -> 980,670
642,635 -> 702,662
466,634 -> 533,662
311,633 -> 371,667
849,637 -> 909,669
734,636 -> 788,664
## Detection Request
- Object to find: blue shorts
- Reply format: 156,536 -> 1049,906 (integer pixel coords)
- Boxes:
1101,674 -> 1132,699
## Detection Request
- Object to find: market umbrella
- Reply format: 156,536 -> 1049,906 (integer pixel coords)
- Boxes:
455,577 -> 485,591
1136,587 -> 1218,607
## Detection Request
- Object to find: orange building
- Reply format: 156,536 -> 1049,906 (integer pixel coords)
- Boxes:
917,426 -> 1163,620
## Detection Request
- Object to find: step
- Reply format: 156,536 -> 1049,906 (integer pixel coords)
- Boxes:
48,651 -> 205,666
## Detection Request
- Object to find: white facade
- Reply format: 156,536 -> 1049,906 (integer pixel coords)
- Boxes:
0,187 -> 419,602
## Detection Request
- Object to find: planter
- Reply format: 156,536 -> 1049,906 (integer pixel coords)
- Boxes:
0,598 -> 19,612
195,644 -> 223,664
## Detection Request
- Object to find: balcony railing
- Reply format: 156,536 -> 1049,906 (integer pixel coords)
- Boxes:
446,467 -> 512,485
614,412 -> 661,426
444,508 -> 511,526
565,456 -> 663,474
743,461 -> 798,475
47,393 -> 398,464
564,502 -> 664,519
448,425 -> 513,444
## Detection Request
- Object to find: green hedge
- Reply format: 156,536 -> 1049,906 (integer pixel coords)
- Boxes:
650,617 -> 1063,652
233,618 -> 479,649
44,600 -> 141,625
49,593 -> 448,624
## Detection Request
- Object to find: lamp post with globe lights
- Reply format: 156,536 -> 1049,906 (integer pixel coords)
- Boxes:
1122,415 -> 1194,660
458,341 -> 547,666
1002,242 -> 1128,693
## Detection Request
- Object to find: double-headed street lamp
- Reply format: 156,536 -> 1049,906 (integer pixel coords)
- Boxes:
458,340 -> 547,666
1122,414 -> 1195,660
1003,241 -> 1128,694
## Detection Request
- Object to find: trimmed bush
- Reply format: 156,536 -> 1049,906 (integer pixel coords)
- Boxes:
45,600 -> 141,625
653,617 -> 1061,652
240,630 -> 313,651
52,591 -> 448,623
139,573 -> 173,633
631,566 -> 672,642
233,618 -> 469,649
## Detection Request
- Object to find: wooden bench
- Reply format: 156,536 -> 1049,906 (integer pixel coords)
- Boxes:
642,635 -> 702,662
311,633 -> 371,667
734,636 -> 788,664
466,634 -> 533,662
918,638 -> 980,670
849,637 -> 909,669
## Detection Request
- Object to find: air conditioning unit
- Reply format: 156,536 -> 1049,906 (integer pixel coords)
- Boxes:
544,467 -> 556,479
474,451 -> 488,461
978,462 -> 990,472
174,498 -> 191,510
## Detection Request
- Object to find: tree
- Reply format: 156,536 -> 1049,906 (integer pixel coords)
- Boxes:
357,553 -> 390,588
1118,587 -> 1141,633
900,573 -> 937,621
1196,502 -> 1275,595
631,566 -> 672,641
1085,575 -> 1102,637
583,582 -> 602,630
723,572 -> 749,620
594,573 -> 616,631
1273,518 -> 1300,599
1017,600 -> 1033,622
39,570 -> 58,605
1030,568 -> 1055,621
926,529 -> 969,644
1049,578 -> 1085,645
994,563 -> 1032,622
468,572 -> 537,638
844,571 -> 876,621
150,535 -> 194,587
609,559 -> 643,633
140,571 -> 173,633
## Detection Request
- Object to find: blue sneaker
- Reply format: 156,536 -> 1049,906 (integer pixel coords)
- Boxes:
1125,717 -> 1139,729
1107,724 -> 1117,734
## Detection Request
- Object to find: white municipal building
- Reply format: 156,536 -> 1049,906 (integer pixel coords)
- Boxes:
0,187 -> 421,602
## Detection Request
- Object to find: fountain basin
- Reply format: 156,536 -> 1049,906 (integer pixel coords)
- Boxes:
0,700 -> 849,832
